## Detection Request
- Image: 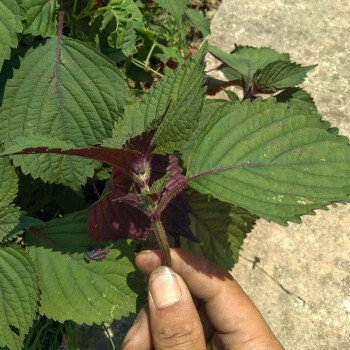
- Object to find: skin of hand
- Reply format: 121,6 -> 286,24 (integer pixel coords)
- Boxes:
122,248 -> 284,350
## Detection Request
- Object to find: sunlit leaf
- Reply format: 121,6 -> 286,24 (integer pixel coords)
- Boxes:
255,60 -> 317,91
0,37 -> 127,190
0,0 -> 24,70
22,0 -> 58,37
184,9 -> 210,37
0,244 -> 39,350
209,45 -> 289,79
27,211 -> 146,324
154,0 -> 189,24
187,98 -> 350,224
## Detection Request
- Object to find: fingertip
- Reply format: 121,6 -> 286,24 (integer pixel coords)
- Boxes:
147,266 -> 206,349
135,250 -> 162,274
148,266 -> 183,309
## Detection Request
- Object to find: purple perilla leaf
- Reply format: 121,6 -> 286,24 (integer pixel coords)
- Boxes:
150,154 -> 195,241
3,138 -> 140,173
150,154 -> 187,204
111,168 -> 133,197
87,154 -> 193,242
88,195 -> 153,241
162,191 -> 198,242
123,129 -> 157,154
84,246 -> 110,262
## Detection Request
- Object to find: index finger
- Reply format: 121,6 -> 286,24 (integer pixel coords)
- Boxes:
136,249 -> 284,349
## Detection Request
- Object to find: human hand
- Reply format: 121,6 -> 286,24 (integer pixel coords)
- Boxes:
122,249 -> 284,350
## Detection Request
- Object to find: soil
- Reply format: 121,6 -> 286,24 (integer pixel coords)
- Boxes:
187,0 -> 222,55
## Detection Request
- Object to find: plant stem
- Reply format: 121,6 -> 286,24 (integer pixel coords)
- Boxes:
137,164 -> 171,266
131,58 -> 164,77
102,323 -> 115,350
72,0 -> 77,18
151,215 -> 171,266
145,42 -> 157,68
58,10 -> 64,37
90,179 -> 101,199
155,182 -> 187,215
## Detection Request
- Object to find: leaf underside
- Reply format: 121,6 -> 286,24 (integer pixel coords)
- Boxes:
152,155 -> 195,241
3,134 -> 140,171
181,191 -> 257,270
0,244 -> 39,350
0,36 -> 127,190
187,98 -> 350,224
26,211 -> 145,325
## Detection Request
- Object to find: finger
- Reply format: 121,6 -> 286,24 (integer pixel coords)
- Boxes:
197,301 -> 215,342
136,249 -> 284,349
122,305 -> 153,350
148,265 -> 206,350
192,297 -> 215,342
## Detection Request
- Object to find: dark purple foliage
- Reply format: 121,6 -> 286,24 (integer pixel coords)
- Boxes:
150,154 -> 196,241
150,154 -> 186,203
84,246 -> 110,262
11,133 -> 196,244
205,77 -> 242,95
123,129 -> 157,154
88,154 -> 195,242
88,196 -> 153,240
162,192 -> 198,242
10,146 -> 140,171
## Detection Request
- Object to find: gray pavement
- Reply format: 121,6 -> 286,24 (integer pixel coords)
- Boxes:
207,1 -> 350,349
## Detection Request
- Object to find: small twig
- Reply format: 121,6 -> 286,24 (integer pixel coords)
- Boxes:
155,182 -> 187,215
72,0 -> 77,17
58,10 -> 64,37
145,42 -> 157,68
90,179 -> 101,199
102,323 -> 115,350
131,58 -> 164,78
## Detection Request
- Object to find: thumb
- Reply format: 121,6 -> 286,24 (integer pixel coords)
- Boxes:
148,266 -> 206,350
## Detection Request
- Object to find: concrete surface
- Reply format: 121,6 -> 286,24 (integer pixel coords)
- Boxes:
207,1 -> 350,349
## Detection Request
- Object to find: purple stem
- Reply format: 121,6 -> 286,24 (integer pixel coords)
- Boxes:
155,161 -> 286,214
90,179 -> 101,199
